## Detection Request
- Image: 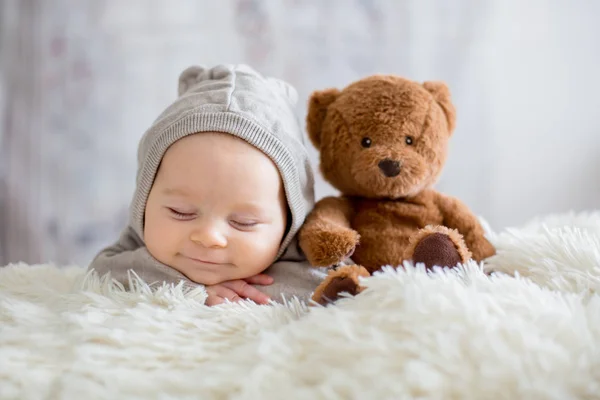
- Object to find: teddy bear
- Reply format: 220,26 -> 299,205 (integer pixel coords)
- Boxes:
298,74 -> 496,305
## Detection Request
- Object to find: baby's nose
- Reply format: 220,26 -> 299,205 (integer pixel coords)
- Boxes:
378,158 -> 401,177
190,226 -> 227,249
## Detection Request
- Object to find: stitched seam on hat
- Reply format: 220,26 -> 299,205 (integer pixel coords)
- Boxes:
225,66 -> 236,112
150,108 -> 311,165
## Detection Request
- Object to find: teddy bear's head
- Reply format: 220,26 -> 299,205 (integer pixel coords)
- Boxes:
307,75 -> 456,199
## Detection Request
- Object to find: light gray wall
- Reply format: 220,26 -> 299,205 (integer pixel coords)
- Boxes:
1,0 -> 599,266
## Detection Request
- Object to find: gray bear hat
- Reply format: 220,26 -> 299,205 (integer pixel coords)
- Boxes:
129,64 -> 315,259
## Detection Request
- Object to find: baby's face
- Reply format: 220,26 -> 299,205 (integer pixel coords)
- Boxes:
144,132 -> 287,285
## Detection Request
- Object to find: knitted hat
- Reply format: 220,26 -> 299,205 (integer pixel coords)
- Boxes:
128,64 -> 315,259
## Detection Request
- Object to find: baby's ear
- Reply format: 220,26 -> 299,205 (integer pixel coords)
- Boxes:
306,88 -> 340,149
178,66 -> 208,96
423,81 -> 456,134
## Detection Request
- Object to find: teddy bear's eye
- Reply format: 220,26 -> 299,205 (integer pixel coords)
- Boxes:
405,136 -> 414,145
361,137 -> 372,148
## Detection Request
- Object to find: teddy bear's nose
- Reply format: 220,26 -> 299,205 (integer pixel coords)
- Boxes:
378,159 -> 401,177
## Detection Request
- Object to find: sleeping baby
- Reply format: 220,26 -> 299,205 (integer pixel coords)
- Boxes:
87,64 -> 323,305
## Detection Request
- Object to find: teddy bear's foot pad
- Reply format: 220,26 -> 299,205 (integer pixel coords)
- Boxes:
318,277 -> 360,305
412,232 -> 463,270
311,265 -> 370,306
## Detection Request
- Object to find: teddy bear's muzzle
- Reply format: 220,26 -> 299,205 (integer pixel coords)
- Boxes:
378,158 -> 401,177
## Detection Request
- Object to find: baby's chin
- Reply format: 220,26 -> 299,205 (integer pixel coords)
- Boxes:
169,252 -> 276,286
190,270 -> 231,286
183,264 -> 268,286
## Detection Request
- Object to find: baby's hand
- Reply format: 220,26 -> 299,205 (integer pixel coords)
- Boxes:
205,274 -> 274,306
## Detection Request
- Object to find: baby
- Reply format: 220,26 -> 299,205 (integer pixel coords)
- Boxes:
88,64 -> 323,305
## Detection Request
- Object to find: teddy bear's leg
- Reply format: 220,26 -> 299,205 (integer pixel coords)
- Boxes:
404,225 -> 472,270
311,265 -> 371,306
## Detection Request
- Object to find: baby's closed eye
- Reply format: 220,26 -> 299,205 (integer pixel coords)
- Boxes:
165,205 -> 266,230
230,219 -> 259,231
168,207 -> 196,220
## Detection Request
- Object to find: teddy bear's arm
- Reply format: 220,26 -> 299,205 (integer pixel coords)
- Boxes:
306,196 -> 356,228
298,196 -> 360,267
434,193 -> 496,262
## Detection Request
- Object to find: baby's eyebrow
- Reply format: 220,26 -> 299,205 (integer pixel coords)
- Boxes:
162,187 -> 190,197
232,203 -> 268,218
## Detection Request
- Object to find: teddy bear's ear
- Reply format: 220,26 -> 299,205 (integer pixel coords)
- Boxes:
306,88 -> 340,149
423,81 -> 456,133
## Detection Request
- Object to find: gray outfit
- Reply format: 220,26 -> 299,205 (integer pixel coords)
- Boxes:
88,64 -> 322,303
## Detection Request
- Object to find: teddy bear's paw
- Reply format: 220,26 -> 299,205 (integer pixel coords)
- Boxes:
301,226 -> 359,267
311,265 -> 370,305
470,237 -> 497,263
407,225 -> 472,270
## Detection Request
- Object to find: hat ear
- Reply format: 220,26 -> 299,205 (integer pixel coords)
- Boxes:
178,66 -> 208,96
267,77 -> 299,106
423,81 -> 456,133
306,88 -> 340,149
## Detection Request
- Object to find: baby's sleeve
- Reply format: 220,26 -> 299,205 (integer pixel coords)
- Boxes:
87,226 -> 196,290
255,259 -> 326,304
254,237 -> 327,304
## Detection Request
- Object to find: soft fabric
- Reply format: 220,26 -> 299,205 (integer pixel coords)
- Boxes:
298,75 -> 494,303
2,211 -> 600,399
85,226 -> 325,303
88,63 -> 316,293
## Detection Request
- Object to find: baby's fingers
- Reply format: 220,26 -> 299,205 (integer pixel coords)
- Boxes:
221,280 -> 271,305
243,274 -> 274,286
205,285 -> 241,306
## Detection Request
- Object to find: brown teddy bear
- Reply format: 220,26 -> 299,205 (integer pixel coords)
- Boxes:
299,74 -> 495,305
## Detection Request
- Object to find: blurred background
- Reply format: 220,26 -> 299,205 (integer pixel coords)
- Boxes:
1,0 -> 599,267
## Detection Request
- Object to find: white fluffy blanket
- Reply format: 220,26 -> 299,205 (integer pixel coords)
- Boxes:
2,212 -> 600,399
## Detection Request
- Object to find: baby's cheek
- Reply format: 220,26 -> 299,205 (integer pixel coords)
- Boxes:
145,226 -> 168,261
235,232 -> 281,272
145,217 -> 180,262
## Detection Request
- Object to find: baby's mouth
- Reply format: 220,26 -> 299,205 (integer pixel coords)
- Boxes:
184,255 -> 227,265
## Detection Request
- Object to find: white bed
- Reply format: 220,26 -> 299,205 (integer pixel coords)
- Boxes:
1,211 -> 599,399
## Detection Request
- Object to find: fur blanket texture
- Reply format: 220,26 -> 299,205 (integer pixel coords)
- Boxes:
1,211 -> 600,399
